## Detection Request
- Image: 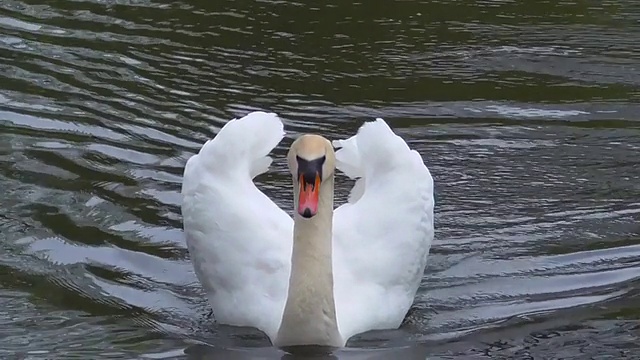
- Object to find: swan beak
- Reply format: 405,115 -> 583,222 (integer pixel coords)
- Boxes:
298,173 -> 320,218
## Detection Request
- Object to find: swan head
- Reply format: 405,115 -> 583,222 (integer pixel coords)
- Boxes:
287,134 -> 335,219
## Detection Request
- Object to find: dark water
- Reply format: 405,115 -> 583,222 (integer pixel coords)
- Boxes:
1,0 -> 639,359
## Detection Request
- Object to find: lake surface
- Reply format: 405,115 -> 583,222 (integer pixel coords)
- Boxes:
1,0 -> 639,359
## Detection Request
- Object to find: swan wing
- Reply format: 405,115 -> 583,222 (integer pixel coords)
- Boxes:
181,111 -> 293,342
332,118 -> 435,342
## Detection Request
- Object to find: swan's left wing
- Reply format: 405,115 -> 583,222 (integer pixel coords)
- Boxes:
181,112 -> 293,341
331,119 -> 435,341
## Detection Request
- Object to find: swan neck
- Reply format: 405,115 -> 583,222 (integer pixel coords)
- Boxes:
275,175 -> 342,347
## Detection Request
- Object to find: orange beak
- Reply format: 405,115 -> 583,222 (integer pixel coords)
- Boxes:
298,173 -> 320,218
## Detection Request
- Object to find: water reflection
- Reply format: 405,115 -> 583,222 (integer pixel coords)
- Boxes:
181,344 -> 429,360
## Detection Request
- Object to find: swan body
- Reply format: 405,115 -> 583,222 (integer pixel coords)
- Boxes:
181,111 -> 434,347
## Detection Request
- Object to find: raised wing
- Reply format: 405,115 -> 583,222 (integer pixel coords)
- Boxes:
331,119 -> 435,341
181,111 -> 293,342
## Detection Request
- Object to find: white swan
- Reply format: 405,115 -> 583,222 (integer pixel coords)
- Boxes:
181,111 -> 434,347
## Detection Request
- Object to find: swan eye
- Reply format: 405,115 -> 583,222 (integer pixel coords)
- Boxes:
296,155 -> 325,184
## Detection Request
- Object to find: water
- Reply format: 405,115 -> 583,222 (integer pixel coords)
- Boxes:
1,0 -> 639,358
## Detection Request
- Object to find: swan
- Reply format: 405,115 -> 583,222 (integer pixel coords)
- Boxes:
181,111 -> 434,347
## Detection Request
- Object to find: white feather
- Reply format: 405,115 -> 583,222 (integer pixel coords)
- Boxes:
181,111 -> 293,341
181,112 -> 434,345
332,118 -> 434,341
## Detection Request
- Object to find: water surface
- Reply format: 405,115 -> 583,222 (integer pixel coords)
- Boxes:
1,0 -> 639,358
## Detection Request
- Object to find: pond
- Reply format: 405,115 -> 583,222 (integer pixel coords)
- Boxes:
0,0 -> 639,358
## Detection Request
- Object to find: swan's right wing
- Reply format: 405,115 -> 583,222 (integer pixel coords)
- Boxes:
181,112 -> 293,342
331,119 -> 435,341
